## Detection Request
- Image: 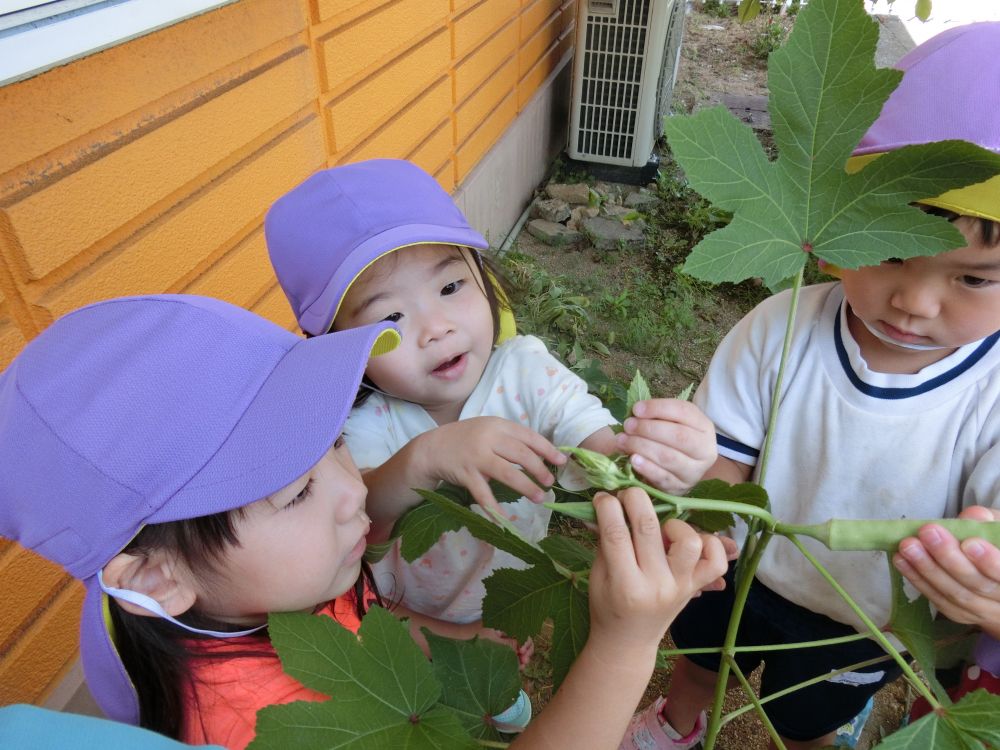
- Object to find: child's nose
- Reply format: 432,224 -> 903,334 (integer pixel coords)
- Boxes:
418,310 -> 455,346
336,477 -> 367,522
890,283 -> 940,319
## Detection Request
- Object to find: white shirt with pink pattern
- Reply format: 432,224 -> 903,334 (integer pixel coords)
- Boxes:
345,334 -> 616,623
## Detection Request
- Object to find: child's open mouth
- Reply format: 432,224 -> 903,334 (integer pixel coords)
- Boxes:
432,353 -> 467,379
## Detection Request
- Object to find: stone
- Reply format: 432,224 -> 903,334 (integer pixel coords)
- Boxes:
624,191 -> 658,209
546,182 -> 592,205
531,198 -> 571,224
581,216 -> 645,251
566,205 -> 598,230
526,219 -> 583,247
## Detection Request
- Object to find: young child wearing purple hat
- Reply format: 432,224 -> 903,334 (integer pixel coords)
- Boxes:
635,22 -> 1000,750
0,295 -> 729,750
264,159 -> 720,650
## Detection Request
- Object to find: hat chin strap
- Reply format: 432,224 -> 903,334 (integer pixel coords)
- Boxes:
860,319 -> 952,352
97,570 -> 266,638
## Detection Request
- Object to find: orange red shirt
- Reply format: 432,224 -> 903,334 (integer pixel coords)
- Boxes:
181,593 -> 364,750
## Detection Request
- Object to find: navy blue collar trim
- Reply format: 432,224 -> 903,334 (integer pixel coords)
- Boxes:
833,302 -> 1000,400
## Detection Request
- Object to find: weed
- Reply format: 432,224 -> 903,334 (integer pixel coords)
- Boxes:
700,0 -> 733,18
748,19 -> 787,60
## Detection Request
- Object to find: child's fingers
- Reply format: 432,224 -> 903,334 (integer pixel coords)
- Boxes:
463,474 -> 506,518
896,525 -> 1000,608
618,487 -> 671,576
592,491 -> 639,573
480,459 -> 547,504
631,398 -> 714,432
494,440 -> 557,491
959,506 -> 1000,523
626,452 -> 689,494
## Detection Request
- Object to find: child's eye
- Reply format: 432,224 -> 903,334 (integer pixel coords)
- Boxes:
441,279 -> 464,296
961,275 -> 993,288
334,435 -> 345,449
288,478 -> 313,509
382,312 -> 403,323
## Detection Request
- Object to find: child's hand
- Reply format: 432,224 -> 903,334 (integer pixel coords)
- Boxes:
417,417 -> 567,516
614,399 -> 717,495
587,487 -> 729,656
478,627 -> 535,669
894,506 -> 1000,639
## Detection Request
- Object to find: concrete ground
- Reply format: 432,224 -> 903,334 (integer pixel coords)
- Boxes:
867,0 -> 1000,45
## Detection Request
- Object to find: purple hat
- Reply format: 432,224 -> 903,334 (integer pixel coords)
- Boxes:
0,295 -> 398,724
265,159 -> 489,336
851,22 -> 1000,221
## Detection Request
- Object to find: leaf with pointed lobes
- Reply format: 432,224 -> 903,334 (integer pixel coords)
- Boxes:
668,0 -> 1000,290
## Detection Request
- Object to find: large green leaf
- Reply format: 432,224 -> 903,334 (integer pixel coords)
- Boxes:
366,480 -> 538,564
685,479 -> 770,532
416,489 -> 550,567
251,607 -> 475,750
424,631 -> 521,740
668,0 -> 1000,289
877,690 -> 1000,749
483,564 -> 590,689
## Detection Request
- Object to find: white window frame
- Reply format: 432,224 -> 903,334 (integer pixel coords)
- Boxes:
0,0 -> 239,87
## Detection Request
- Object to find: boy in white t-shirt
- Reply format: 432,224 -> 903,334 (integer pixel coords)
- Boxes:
623,22 -> 1000,750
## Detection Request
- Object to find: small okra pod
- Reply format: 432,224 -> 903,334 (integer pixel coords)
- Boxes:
786,518 -> 1000,553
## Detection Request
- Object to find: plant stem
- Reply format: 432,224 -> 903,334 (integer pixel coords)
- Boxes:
721,652 -> 893,723
659,630 -> 871,658
785,533 -> 940,709
703,530 -> 773,749
726,655 -> 786,750
757,267 -> 803,486
476,740 -> 509,748
623,482 -> 778,527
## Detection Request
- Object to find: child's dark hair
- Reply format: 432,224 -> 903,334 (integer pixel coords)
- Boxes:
109,509 -> 382,739
922,204 -> 1000,247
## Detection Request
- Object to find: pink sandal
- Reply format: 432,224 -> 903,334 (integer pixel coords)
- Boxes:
619,697 -> 707,750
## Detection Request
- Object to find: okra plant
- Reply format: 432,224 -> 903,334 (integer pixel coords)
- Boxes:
250,0 -> 1000,747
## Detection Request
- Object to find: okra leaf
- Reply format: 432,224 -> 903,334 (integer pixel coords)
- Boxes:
252,606 -> 475,750
876,690 -> 1000,749
888,568 -> 976,703
483,563 -> 590,690
423,630 -> 521,741
626,370 -> 652,415
539,534 -> 595,572
686,479 -> 769,532
416,489 -> 549,567
667,0 -> 1000,289
369,479 -> 528,563
888,568 -> 954,704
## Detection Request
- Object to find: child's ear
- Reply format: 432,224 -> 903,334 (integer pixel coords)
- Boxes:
102,551 -> 198,618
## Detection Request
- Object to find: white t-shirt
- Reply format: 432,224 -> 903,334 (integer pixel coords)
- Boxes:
695,282 -> 1000,630
346,334 -> 617,623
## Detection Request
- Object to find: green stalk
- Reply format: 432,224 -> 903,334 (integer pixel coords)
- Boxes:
779,517 -> 1000,551
659,630 -> 870,658
757,267 -> 803,486
785,533 -> 939,709
703,529 -> 773,749
721,652 -> 893,723
726,655 -> 786,750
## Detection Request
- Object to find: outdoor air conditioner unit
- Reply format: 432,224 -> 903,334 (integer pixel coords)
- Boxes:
567,0 -> 686,171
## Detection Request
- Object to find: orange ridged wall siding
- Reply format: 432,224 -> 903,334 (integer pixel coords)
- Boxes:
0,0 -> 577,707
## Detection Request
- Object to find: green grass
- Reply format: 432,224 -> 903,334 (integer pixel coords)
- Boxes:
501,154 -> 769,411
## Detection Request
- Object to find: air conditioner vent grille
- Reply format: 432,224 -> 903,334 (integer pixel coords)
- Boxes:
576,0 -> 652,161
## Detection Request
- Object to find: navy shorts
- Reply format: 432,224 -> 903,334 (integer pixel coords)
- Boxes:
670,565 -> 902,742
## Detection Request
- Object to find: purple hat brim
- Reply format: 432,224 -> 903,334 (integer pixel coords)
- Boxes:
148,320 -> 397,523
299,225 -> 488,336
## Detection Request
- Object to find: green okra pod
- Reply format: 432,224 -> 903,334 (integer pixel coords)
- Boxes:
781,518 -> 1000,552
